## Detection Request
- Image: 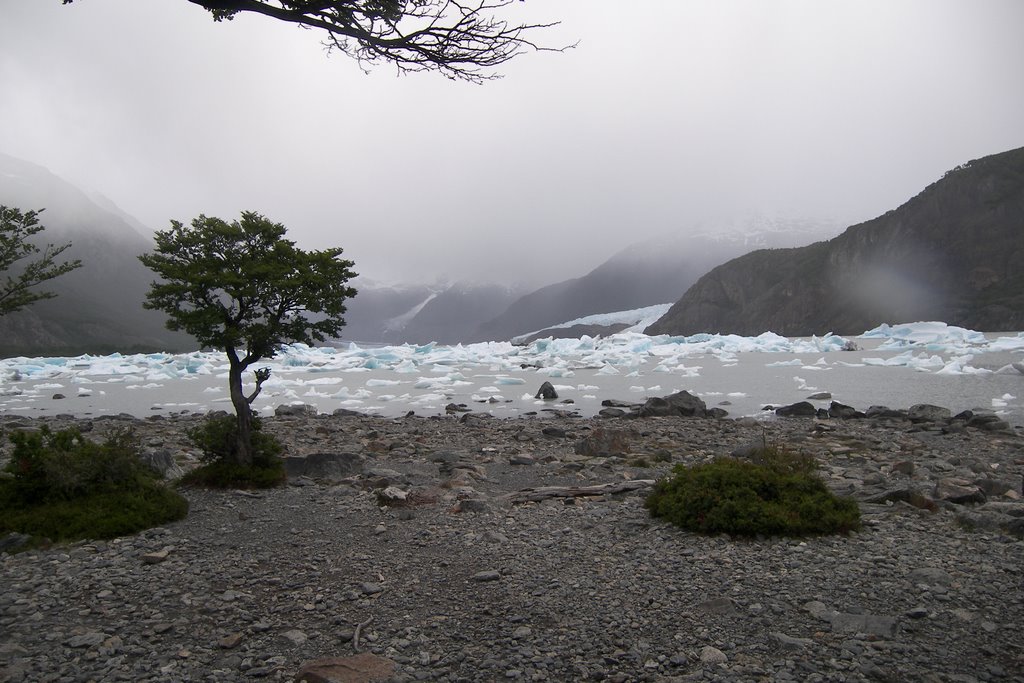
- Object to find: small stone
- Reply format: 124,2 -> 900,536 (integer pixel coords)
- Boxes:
699,646 -> 727,664
294,653 -> 396,683
830,613 -> 898,637
218,632 -> 244,649
908,567 -> 952,586
281,629 -> 308,646
361,582 -> 384,595
141,549 -> 170,564
472,570 -> 501,582
770,632 -> 813,650
906,607 -> 929,619
512,626 -> 532,638
66,632 -> 106,648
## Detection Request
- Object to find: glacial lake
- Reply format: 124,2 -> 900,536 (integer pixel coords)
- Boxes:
2,323 -> 1022,428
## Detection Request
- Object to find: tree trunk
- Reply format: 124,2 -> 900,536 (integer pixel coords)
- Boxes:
228,359 -> 254,467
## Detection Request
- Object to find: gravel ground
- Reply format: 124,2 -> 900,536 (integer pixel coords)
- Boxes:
1,408 -> 1023,683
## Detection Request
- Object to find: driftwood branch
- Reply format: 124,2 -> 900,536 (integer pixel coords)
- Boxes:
352,615 -> 373,653
504,480 -> 656,505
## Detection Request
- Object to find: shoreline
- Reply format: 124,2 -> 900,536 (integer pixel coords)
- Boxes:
2,408 -> 1023,682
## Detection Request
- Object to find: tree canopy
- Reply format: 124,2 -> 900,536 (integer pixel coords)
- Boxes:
0,206 -> 82,318
62,0 -> 566,83
140,211 -> 357,465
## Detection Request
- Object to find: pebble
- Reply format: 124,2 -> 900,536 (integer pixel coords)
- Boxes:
0,410 -> 1022,682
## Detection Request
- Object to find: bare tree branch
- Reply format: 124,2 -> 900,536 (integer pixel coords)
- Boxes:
62,0 -> 571,83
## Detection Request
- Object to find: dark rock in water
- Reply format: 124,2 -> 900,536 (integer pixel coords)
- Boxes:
535,381 -> 558,400
828,401 -> 865,419
706,407 -> 729,419
332,408 -> 367,418
598,408 -> 627,419
283,452 -> 364,481
775,401 -> 816,417
601,399 -> 639,409
638,390 -> 707,418
52,393 -> 65,400
807,392 -> 832,400
908,404 -> 952,423
445,403 -> 471,413
865,405 -> 906,419
968,412 -> 1012,431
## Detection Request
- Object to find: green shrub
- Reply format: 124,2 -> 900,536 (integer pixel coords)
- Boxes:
0,427 -> 188,544
185,413 -> 282,464
645,447 -> 860,537
180,413 -> 285,489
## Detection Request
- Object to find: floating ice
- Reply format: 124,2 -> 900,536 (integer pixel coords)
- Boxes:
0,318 -> 1021,424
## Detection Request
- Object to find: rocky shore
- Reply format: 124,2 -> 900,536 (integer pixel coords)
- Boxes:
1,399 -> 1023,683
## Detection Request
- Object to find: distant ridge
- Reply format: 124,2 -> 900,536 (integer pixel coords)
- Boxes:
646,147 -> 1024,336
473,217 -> 838,343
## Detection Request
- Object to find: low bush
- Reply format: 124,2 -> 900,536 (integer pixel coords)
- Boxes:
645,445 -> 860,537
180,413 -> 285,489
0,427 -> 188,545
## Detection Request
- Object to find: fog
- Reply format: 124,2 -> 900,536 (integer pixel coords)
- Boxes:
1,0 -> 1022,286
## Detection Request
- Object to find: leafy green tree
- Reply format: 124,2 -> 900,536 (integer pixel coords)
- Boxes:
61,0 -> 566,83
0,206 -> 82,317
139,211 -> 357,466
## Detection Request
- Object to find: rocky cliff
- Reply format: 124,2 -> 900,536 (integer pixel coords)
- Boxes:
646,146 -> 1024,336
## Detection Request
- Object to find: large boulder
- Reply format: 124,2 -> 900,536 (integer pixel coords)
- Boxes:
775,401 -> 816,418
638,390 -> 707,418
907,404 -> 952,424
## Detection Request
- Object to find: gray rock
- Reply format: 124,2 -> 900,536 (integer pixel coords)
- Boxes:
934,478 -> 986,505
139,448 -> 185,479
908,567 -> 952,586
283,452 -> 364,481
275,403 -> 318,417
0,532 -> 32,554
472,570 -> 501,582
638,390 -> 707,418
65,632 -> 107,648
830,613 -> 898,637
775,401 -> 816,417
535,382 -> 558,400
770,632 -> 813,650
908,404 -> 951,423
280,629 -> 308,646
699,646 -> 727,664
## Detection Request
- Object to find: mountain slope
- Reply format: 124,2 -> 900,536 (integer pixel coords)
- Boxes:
339,280 -> 525,345
473,218 -> 838,343
0,153 -> 195,355
646,147 -> 1024,336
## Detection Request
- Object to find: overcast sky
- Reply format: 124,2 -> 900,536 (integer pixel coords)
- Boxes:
1,0 -> 1022,286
